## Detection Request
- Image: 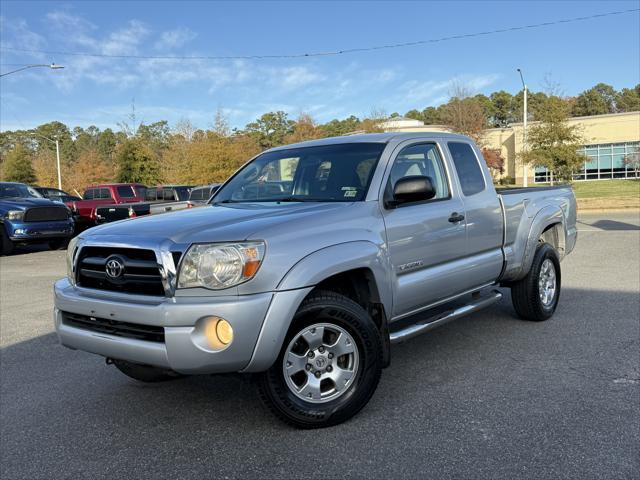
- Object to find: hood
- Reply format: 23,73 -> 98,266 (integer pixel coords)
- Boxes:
0,197 -> 62,210
85,202 -> 352,244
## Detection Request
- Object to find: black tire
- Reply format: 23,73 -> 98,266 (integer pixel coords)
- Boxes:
0,226 -> 14,256
511,242 -> 561,321
49,238 -> 70,250
112,359 -> 183,383
258,290 -> 383,429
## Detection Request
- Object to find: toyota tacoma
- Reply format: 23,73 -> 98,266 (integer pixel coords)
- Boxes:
54,133 -> 577,428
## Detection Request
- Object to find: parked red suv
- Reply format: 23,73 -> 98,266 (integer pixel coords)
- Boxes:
67,183 -> 146,228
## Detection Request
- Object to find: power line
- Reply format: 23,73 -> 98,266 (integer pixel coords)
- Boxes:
0,8 -> 637,61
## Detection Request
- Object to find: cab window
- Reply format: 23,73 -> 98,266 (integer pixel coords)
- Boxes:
448,142 -> 486,196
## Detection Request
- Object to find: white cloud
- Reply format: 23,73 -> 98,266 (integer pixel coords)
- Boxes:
155,27 -> 197,50
102,20 -> 150,55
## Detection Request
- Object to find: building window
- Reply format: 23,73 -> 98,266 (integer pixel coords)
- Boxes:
534,141 -> 640,182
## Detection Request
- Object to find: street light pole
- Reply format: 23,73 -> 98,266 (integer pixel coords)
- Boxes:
29,133 -> 63,190
55,139 -> 62,190
0,63 -> 65,77
517,68 -> 528,187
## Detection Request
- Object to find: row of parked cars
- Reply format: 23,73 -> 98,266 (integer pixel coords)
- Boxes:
0,181 -> 220,255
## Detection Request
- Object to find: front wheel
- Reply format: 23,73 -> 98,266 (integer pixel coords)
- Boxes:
258,291 -> 383,429
511,242 -> 561,321
0,227 -> 14,256
49,238 -> 69,250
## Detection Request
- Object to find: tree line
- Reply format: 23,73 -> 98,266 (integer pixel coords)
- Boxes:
0,82 -> 638,192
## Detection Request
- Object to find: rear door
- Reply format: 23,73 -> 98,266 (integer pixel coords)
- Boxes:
446,141 -> 504,285
381,141 -> 469,319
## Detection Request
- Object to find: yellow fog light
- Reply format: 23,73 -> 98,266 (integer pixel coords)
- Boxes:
202,316 -> 234,350
216,319 -> 233,345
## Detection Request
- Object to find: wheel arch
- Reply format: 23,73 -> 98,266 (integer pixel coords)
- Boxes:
244,242 -> 392,372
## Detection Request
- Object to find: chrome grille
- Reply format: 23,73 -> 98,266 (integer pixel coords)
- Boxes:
76,246 -> 165,296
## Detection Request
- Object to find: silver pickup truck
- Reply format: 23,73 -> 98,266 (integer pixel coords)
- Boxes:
54,132 -> 577,428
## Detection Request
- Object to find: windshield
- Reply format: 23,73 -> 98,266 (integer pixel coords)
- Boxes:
0,183 -> 43,199
213,143 -> 385,203
174,186 -> 193,201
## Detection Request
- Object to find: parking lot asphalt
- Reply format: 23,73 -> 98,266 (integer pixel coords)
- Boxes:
1,211 -> 639,480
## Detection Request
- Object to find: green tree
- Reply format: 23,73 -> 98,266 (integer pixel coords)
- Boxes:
404,109 -> 423,121
520,96 -> 586,184
97,128 -> 118,162
421,106 -> 442,125
489,91 -> 515,127
616,85 -> 640,112
2,144 -> 36,183
321,115 -> 361,136
116,138 -> 161,184
244,111 -> 294,149
572,83 -> 618,116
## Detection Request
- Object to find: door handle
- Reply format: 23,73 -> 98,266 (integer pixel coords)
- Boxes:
448,212 -> 465,223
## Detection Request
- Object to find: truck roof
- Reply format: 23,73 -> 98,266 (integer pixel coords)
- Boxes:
266,131 -> 473,153
86,183 -> 146,188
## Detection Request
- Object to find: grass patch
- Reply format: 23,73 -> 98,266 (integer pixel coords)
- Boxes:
570,179 -> 640,199
496,179 -> 639,199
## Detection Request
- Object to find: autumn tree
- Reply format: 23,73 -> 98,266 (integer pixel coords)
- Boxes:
32,149 -> 59,187
440,85 -> 487,143
2,144 -> 36,183
66,149 -> 114,193
520,96 -> 586,184
481,148 -> 505,178
285,113 -> 323,144
360,109 -> 387,133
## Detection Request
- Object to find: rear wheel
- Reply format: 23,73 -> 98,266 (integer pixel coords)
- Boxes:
112,359 -> 183,383
511,243 -> 561,321
258,291 -> 383,429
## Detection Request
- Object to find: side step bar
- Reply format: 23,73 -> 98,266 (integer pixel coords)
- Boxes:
389,290 -> 503,344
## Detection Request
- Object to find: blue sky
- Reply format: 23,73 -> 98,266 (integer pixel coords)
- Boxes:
1,0 -> 639,131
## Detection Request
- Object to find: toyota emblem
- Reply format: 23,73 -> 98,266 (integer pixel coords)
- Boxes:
105,256 -> 125,280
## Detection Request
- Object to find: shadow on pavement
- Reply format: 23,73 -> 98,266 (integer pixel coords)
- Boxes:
587,219 -> 640,231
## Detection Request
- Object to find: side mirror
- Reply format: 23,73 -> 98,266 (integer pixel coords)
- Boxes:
389,176 -> 436,207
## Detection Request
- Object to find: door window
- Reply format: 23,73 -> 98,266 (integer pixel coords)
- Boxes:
448,142 -> 486,196
99,188 -> 112,199
83,189 -> 96,200
387,143 -> 449,203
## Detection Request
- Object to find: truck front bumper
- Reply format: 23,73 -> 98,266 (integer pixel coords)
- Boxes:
6,219 -> 74,241
54,279 -> 312,374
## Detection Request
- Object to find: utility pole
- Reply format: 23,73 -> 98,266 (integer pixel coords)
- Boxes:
517,69 -> 528,187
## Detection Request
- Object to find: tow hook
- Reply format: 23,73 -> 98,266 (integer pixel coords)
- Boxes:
105,357 -> 114,365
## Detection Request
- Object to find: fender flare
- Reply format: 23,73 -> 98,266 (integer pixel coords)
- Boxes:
519,205 -> 566,279
276,240 -> 392,310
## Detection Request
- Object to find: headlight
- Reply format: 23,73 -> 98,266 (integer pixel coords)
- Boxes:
177,242 -> 265,290
66,236 -> 80,285
5,210 -> 24,221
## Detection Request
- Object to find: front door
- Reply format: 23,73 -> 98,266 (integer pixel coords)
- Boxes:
381,141 -> 469,319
